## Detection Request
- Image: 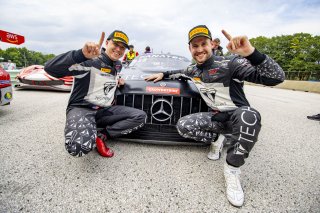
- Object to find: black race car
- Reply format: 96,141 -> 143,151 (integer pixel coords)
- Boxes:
116,53 -> 212,145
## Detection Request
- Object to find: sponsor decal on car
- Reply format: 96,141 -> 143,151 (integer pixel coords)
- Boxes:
146,86 -> 180,95
0,80 -> 11,84
138,54 -> 187,61
4,92 -> 12,100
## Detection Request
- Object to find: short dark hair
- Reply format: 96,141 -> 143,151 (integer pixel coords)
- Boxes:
129,45 -> 134,49
145,46 -> 150,51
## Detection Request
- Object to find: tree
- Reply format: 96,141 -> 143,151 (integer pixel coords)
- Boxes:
0,47 -> 55,68
249,33 -> 320,79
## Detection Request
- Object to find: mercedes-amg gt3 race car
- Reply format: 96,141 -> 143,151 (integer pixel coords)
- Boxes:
116,53 -> 213,145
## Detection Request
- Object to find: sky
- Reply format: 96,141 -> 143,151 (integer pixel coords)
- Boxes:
1,0 -> 320,59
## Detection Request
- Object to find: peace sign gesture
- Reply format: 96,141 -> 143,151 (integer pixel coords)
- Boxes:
82,32 -> 105,59
222,30 -> 255,57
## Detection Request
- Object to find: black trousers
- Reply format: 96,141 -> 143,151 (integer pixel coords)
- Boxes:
64,105 -> 146,157
176,106 -> 261,167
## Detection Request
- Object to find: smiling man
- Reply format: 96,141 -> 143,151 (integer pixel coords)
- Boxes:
45,30 -> 146,158
145,25 -> 285,207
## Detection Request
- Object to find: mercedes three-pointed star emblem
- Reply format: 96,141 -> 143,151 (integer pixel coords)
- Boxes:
150,99 -> 173,122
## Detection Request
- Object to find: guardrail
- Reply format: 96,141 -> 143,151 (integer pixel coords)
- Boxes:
246,80 -> 320,93
284,71 -> 320,81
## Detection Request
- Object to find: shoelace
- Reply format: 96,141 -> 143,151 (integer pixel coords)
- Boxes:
226,171 -> 240,190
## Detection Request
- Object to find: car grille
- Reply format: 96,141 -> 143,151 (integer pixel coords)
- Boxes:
115,94 -> 210,143
116,94 -> 209,125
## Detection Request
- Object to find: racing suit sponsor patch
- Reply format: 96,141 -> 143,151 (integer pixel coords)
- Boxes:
115,64 -> 122,71
101,68 -> 111,73
208,68 -> 219,75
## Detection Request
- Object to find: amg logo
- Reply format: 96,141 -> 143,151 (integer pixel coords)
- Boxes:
104,82 -> 116,95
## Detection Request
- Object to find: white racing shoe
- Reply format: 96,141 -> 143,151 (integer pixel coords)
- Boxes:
224,162 -> 244,207
207,134 -> 226,160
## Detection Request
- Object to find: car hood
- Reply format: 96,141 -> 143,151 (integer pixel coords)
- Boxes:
17,65 -> 73,83
118,66 -> 200,97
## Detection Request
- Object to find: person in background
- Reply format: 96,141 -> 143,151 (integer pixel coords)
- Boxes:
123,44 -> 139,64
45,30 -> 146,158
145,25 -> 285,207
212,38 -> 223,56
144,46 -> 152,54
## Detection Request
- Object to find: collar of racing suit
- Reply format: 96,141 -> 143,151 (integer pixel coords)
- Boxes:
196,55 -> 215,70
99,48 -> 123,74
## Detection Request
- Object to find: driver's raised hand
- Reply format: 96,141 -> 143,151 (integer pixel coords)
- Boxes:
222,30 -> 255,57
144,73 -> 164,83
82,32 -> 105,59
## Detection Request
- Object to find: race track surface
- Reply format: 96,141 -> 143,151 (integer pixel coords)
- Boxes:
0,85 -> 319,212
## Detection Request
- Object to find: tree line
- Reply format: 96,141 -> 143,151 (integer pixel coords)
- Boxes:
0,47 -> 55,68
249,33 -> 320,80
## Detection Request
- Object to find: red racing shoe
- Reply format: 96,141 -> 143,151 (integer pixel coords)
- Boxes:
96,135 -> 114,158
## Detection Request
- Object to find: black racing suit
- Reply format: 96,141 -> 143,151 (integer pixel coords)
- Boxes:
164,49 -> 285,167
45,49 -> 146,157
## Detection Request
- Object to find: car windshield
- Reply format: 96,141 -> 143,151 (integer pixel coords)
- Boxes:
129,54 -> 191,71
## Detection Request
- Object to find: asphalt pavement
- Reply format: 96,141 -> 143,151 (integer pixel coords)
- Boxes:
0,85 -> 319,212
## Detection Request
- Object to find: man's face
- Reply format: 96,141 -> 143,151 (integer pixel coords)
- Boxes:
189,37 -> 214,64
129,47 -> 134,52
105,40 -> 126,61
212,41 -> 220,49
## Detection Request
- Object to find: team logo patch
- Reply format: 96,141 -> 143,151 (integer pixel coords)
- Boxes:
104,82 -> 116,95
101,68 -> 111,73
115,64 -> 122,71
208,68 -> 219,75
